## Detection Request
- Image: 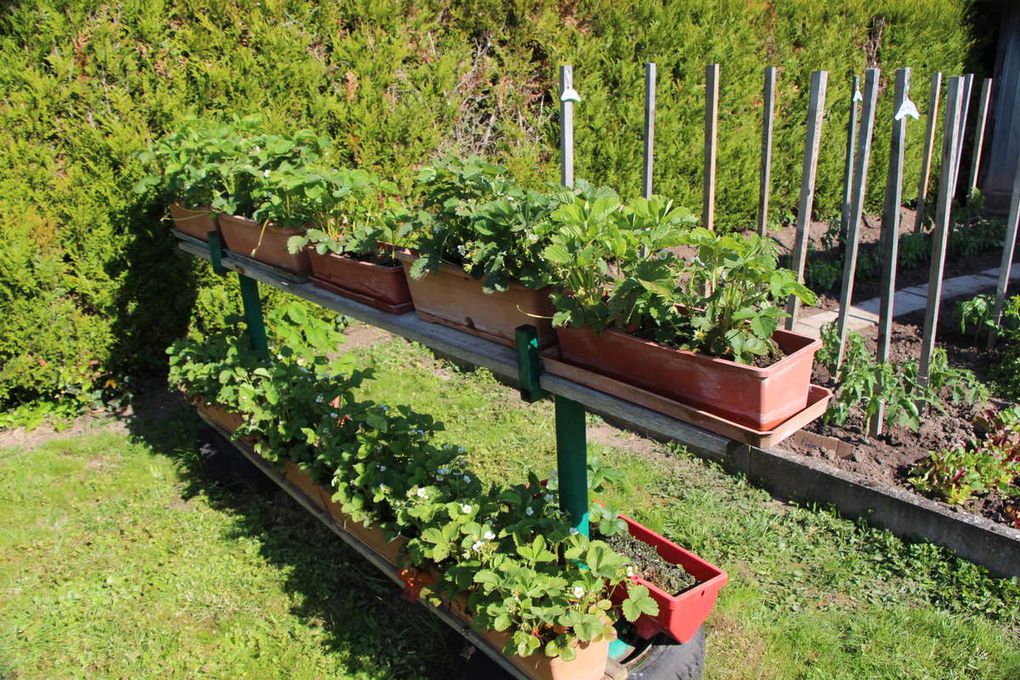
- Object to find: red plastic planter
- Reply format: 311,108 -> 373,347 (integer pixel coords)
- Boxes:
308,250 -> 413,313
611,514 -> 727,644
556,325 -> 820,430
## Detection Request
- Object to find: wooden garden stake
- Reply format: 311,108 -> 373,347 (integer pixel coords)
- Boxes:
966,78 -> 993,199
786,70 -> 828,329
840,75 -> 861,238
835,68 -> 880,369
560,65 -> 577,189
758,66 -> 777,235
951,73 -> 974,198
918,77 -> 965,389
704,63 -> 719,231
990,153 -> 1020,348
871,68 -> 914,437
914,72 -> 942,232
643,62 -> 656,199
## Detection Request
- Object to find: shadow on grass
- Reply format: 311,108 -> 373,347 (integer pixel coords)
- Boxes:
120,384 -> 466,680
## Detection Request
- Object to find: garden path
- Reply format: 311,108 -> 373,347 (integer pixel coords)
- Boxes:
793,266 -> 1020,338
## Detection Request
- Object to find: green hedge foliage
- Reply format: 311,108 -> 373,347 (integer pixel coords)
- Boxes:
0,0 -> 978,408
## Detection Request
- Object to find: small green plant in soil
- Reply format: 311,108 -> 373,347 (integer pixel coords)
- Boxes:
818,324 -> 986,437
911,406 -> 1020,506
604,531 -> 697,595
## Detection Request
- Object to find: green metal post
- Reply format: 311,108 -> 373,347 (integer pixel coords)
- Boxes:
238,274 -> 269,358
208,232 -> 227,275
514,325 -> 547,403
554,395 -> 589,537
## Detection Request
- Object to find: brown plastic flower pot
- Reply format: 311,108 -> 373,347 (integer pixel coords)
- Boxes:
194,399 -> 243,433
320,493 -> 408,565
396,251 -> 555,347
308,250 -> 413,313
478,627 -> 612,680
284,461 -> 330,513
218,214 -> 310,274
169,203 -> 218,241
556,326 -> 821,430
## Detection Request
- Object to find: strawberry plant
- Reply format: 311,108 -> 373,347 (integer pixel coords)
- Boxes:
544,191 -> 812,364
408,156 -> 564,292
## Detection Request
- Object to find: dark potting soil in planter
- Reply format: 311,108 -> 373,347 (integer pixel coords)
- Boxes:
604,531 -> 698,595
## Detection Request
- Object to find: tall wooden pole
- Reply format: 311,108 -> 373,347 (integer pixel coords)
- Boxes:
966,78 -> 993,199
835,68 -> 880,369
560,65 -> 575,189
758,66 -> 777,235
786,71 -> 828,329
914,72 -> 942,232
918,77 -> 966,388
840,76 -> 861,238
643,62 -> 656,199
703,63 -> 720,231
871,68 -> 913,436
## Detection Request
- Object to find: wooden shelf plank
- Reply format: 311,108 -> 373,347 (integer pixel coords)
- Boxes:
177,239 -> 743,463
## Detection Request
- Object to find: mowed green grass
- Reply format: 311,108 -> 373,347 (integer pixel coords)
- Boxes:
1,329 -> 1019,679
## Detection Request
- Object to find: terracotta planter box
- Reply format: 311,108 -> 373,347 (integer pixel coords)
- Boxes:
320,493 -> 408,565
194,399 -> 244,433
396,251 -> 555,348
556,325 -> 821,430
283,461 -> 331,513
218,214 -> 310,274
609,514 -> 727,644
479,627 -> 611,680
169,203 -> 218,241
308,250 -> 413,313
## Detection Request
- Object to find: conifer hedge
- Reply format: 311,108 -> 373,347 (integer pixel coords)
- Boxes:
0,0 -> 978,408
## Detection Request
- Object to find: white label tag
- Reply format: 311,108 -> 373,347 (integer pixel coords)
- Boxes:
895,98 -> 920,121
853,89 -> 864,103
560,87 -> 581,103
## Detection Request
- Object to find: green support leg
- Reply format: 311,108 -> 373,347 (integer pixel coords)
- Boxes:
514,325 -> 547,403
554,395 -> 589,537
238,274 -> 269,358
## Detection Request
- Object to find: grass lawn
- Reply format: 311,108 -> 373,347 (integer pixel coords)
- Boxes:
1,328 -> 1018,679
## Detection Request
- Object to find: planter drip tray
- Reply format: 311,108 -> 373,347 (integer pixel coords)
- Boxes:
540,347 -> 831,448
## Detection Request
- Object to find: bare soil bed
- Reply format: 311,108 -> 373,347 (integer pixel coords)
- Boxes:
781,306 -> 1018,529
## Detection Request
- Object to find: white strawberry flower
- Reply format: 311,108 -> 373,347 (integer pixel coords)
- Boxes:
483,530 -> 495,540
572,586 -> 585,598
415,487 -> 428,498
472,541 -> 484,552
461,504 -> 472,514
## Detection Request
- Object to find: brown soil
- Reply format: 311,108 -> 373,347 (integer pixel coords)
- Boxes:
780,309 -> 1018,527
603,530 -> 697,595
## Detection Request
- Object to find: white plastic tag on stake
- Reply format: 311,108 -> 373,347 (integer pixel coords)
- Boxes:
895,97 -> 920,121
560,87 -> 581,103
853,89 -> 863,103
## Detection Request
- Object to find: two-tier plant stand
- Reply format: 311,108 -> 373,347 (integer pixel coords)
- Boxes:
177,232 -> 739,679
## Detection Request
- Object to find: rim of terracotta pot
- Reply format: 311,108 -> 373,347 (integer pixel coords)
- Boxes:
307,247 -> 403,271
563,325 -> 820,378
396,249 -> 551,295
